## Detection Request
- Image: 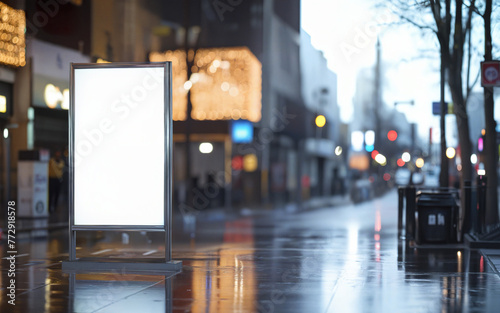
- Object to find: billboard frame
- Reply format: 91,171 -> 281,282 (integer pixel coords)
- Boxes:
63,62 -> 181,272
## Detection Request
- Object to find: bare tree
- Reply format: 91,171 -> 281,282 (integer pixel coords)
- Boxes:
432,1 -> 476,237
386,0 -> 476,217
384,1 -> 454,188
429,0 -> 475,186
384,0 -> 500,232
480,0 -> 499,226
430,0 -> 453,189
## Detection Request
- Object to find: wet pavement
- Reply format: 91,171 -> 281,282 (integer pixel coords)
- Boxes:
2,189 -> 500,312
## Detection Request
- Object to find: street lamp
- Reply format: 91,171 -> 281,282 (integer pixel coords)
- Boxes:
415,158 -> 425,168
446,147 -> 456,159
402,152 -> 411,163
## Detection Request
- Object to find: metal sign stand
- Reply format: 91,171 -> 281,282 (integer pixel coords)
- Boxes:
62,62 -> 181,273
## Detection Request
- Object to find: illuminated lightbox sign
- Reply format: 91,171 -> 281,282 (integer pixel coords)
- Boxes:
71,63 -> 170,226
231,120 -> 253,143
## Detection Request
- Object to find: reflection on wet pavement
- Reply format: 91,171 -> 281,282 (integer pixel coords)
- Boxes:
2,190 -> 500,312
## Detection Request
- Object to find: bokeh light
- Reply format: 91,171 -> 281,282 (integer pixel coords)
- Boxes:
199,142 -> 213,154
383,173 -> 391,181
315,115 -> 326,127
402,152 -> 411,163
415,158 -> 424,168
335,146 -> 343,156
387,130 -> 398,141
471,154 -> 477,164
446,147 -> 456,159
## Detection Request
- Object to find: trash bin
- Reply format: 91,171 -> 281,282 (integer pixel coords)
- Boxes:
416,191 -> 458,244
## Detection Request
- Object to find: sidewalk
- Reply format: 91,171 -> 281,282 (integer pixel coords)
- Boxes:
482,249 -> 500,275
4,189 -> 500,312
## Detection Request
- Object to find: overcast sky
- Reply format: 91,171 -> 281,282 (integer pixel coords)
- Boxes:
301,0 -> 499,141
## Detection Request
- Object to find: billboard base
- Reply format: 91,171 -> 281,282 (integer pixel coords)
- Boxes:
62,259 -> 182,273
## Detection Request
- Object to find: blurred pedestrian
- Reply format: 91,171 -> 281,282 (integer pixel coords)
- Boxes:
61,147 -> 69,202
49,150 -> 64,213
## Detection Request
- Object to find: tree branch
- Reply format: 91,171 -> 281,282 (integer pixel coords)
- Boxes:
465,69 -> 480,105
429,0 -> 442,26
463,0 -> 476,44
397,13 -> 437,33
467,3 -> 483,18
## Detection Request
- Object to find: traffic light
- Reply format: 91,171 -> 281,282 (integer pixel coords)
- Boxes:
315,115 -> 326,128
387,130 -> 397,141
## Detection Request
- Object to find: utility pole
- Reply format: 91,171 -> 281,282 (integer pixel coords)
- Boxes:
374,38 -> 381,171
483,0 -> 499,224
184,0 -> 193,205
439,42 -> 449,188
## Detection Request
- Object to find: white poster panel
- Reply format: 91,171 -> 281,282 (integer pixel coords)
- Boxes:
73,65 -> 166,226
17,161 -> 49,217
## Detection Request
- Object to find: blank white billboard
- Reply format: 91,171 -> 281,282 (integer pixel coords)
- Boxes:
72,64 -> 167,226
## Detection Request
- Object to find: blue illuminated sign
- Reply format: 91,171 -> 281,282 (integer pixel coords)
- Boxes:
232,120 -> 253,143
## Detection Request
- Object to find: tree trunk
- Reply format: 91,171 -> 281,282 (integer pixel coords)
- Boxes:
448,80 -> 473,185
447,0 -> 472,238
439,46 -> 449,188
483,0 -> 499,227
431,0 -> 451,188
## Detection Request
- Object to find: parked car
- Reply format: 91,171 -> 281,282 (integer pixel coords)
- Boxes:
395,168 -> 411,186
350,177 -> 373,203
412,170 -> 425,185
423,166 -> 439,187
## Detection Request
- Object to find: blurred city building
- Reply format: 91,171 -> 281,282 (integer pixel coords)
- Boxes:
300,29 -> 344,199
0,0 -> 346,220
3,1 -> 90,212
349,61 -> 414,198
145,0 -> 304,210
144,0 -> 342,211
0,1 -> 36,209
350,67 -> 413,158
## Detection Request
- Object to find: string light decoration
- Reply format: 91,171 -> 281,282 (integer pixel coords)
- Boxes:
150,49 -> 188,120
150,47 -> 261,122
0,2 -> 25,67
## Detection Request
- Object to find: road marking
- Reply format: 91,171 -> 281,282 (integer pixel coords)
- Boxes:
2,253 -> 29,259
91,249 -> 113,255
143,250 -> 158,256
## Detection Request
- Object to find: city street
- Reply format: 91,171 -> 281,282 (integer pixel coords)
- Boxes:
2,189 -> 500,312
0,1 -> 498,312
